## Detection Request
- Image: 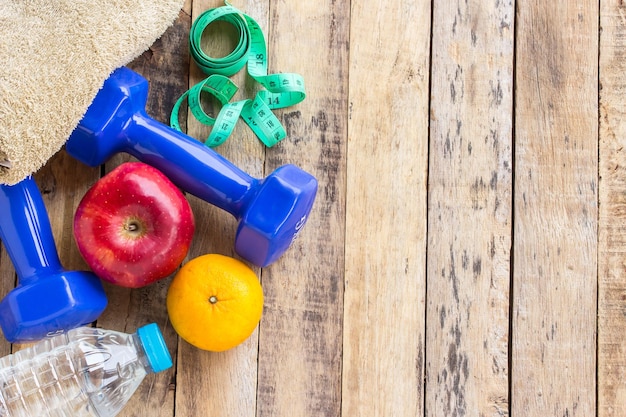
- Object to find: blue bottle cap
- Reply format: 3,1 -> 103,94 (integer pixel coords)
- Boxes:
137,323 -> 173,373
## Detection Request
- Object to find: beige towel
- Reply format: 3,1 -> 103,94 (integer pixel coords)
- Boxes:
0,0 -> 184,185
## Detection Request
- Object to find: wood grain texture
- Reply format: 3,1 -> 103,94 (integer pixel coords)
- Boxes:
512,1 -> 598,416
427,0 -> 513,416
599,1 -> 626,415
0,249 -> 14,357
173,1 -> 266,416
255,1 -> 348,416
341,0 -> 430,415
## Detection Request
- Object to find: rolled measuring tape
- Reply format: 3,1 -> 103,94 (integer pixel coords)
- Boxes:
170,2 -> 306,147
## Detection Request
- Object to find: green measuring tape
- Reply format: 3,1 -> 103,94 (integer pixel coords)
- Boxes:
170,2 -> 306,147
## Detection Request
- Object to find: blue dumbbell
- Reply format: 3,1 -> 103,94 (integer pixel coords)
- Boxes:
65,67 -> 317,267
0,177 -> 107,342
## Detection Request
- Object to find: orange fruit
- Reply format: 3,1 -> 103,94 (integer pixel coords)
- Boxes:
166,254 -> 264,352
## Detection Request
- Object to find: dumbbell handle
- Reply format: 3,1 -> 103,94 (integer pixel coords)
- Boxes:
121,114 -> 258,215
0,177 -> 64,285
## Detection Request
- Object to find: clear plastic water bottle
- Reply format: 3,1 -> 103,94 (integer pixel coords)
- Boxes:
0,323 -> 172,417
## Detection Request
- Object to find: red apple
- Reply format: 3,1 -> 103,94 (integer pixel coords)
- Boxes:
73,162 -> 195,288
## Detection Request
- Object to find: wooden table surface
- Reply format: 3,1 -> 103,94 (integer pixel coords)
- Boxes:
7,0 -> 626,415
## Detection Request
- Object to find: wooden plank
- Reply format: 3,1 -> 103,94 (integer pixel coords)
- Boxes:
512,1 -> 598,416
172,1 -> 267,416
253,1 -> 348,416
426,0 -> 513,416
0,248 -> 14,356
341,0 -> 429,415
94,3 -> 192,416
599,1 -> 626,415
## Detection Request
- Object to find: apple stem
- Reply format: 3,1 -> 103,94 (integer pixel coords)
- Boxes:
209,295 -> 218,304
